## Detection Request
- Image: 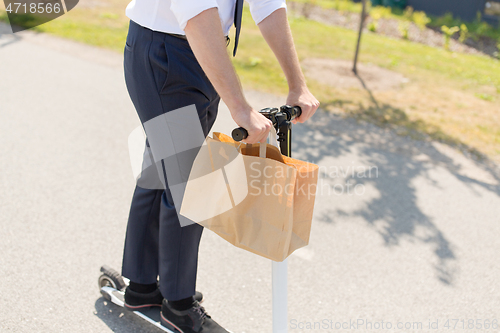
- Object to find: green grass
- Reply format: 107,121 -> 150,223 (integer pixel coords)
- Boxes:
0,9 -> 129,52
2,6 -> 497,92
234,12 -> 500,94
289,0 -> 500,45
291,0 -> 363,12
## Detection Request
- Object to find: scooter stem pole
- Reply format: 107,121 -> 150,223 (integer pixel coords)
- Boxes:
272,259 -> 288,333
272,125 -> 292,333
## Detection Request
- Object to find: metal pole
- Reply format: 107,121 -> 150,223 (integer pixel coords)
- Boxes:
353,0 -> 367,74
272,260 -> 288,333
272,123 -> 293,333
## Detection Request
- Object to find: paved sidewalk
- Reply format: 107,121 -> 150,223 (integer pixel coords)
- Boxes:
1,23 -> 499,333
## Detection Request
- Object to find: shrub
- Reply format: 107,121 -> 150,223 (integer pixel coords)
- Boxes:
371,5 -> 392,18
368,21 -> 378,32
473,21 -> 491,41
399,21 -> 410,39
368,8 -> 383,32
440,12 -> 456,27
412,11 -> 430,30
441,25 -> 459,51
403,6 -> 413,20
459,24 -> 468,43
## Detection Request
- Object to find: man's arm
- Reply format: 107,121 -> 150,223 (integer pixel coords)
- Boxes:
184,8 -> 272,144
257,8 -> 319,123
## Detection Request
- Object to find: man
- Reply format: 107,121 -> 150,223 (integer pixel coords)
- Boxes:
120,0 -> 319,332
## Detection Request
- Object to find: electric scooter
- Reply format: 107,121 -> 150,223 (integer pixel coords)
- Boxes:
98,105 -> 301,333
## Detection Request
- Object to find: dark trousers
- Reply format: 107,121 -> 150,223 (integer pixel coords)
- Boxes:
121,20 -> 220,301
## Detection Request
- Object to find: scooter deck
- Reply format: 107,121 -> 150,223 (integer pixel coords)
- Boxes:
100,286 -> 175,333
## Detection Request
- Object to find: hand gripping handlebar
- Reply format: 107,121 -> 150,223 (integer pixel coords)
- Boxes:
231,105 -> 302,142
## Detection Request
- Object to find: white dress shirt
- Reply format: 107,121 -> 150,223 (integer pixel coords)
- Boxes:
125,0 -> 287,36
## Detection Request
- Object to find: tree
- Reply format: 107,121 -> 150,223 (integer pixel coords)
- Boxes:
353,0 -> 368,74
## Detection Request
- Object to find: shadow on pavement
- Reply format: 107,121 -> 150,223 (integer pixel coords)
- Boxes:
292,81 -> 500,286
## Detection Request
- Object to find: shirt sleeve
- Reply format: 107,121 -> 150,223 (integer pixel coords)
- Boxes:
170,0 -> 220,30
246,0 -> 287,25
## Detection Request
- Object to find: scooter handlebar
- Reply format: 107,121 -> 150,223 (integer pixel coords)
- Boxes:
231,105 -> 301,142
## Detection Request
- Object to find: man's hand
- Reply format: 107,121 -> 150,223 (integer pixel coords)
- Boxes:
232,106 -> 273,144
287,87 -> 319,124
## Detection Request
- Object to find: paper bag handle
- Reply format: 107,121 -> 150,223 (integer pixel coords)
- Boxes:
259,126 -> 279,158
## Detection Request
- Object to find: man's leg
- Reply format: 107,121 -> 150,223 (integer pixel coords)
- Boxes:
121,18 -> 229,333
122,19 -> 219,303
122,138 -> 163,286
157,95 -> 220,301
121,140 -> 167,307
122,187 -> 162,284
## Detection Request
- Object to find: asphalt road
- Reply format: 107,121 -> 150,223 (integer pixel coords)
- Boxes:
1,22 -> 500,333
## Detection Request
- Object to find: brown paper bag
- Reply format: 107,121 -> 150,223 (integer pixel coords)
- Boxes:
180,132 -> 319,261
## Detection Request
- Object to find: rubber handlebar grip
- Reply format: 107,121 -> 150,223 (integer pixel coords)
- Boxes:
232,127 -> 248,142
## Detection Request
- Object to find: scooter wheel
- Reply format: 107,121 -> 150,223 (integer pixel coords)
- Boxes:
98,274 -> 118,289
98,266 -> 127,290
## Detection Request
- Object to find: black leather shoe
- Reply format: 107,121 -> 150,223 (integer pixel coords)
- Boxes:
160,300 -> 229,333
124,287 -> 204,310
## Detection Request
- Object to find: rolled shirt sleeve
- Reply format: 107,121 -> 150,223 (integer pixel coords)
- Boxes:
247,0 -> 287,25
171,0 -> 220,30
